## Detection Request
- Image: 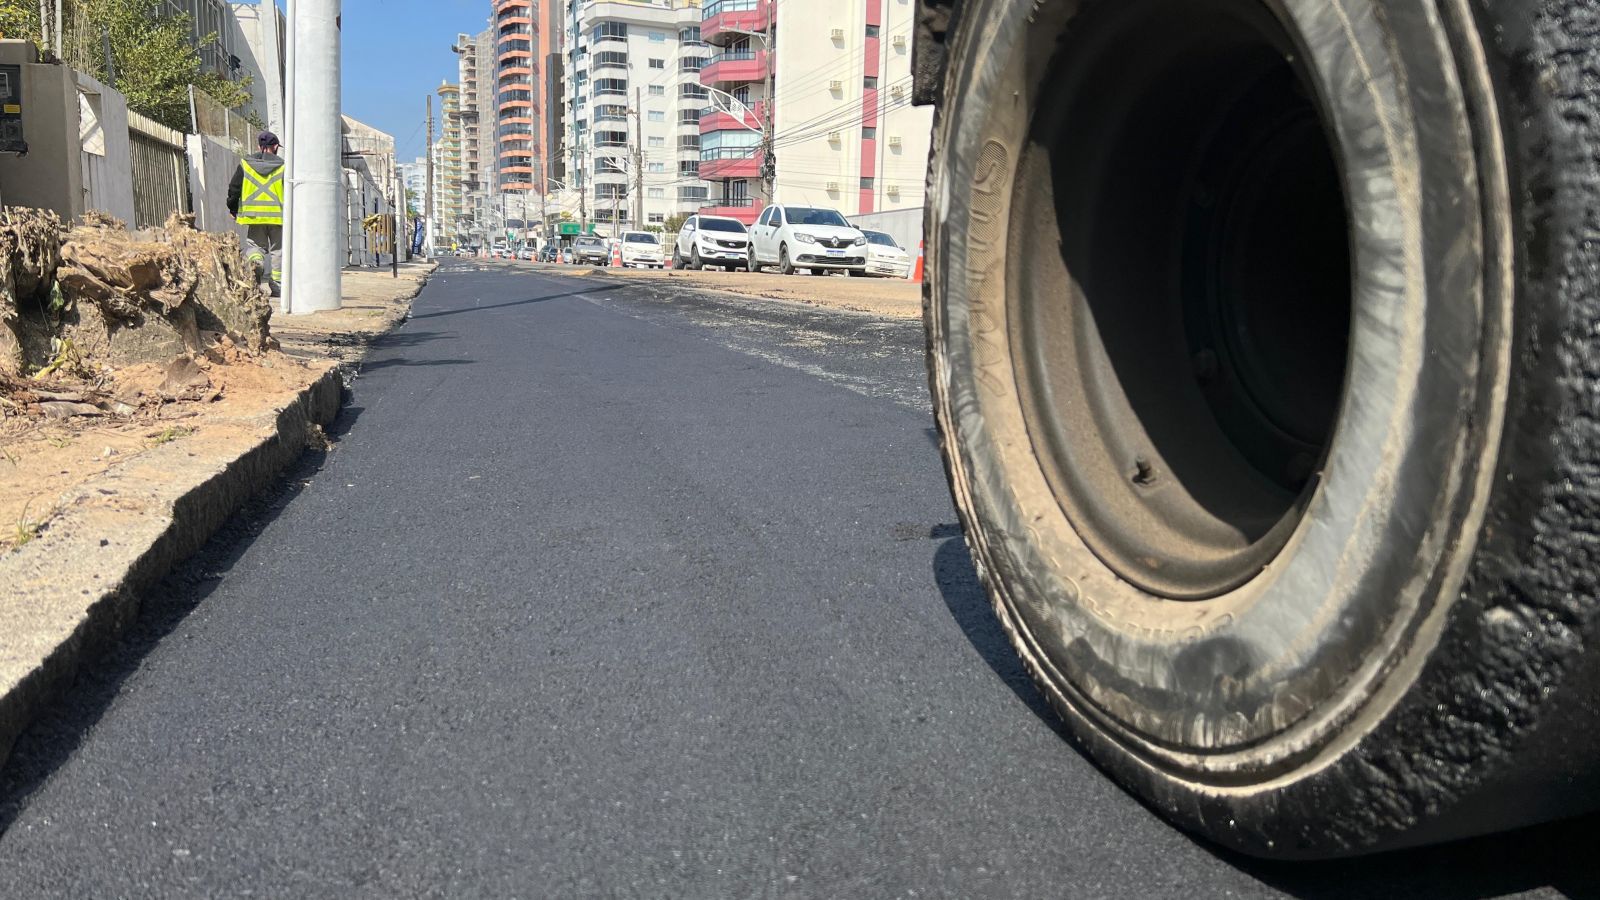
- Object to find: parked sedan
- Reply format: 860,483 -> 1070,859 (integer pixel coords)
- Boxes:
618,231 -> 666,268
572,236 -> 611,266
748,205 -> 867,275
859,230 -> 913,278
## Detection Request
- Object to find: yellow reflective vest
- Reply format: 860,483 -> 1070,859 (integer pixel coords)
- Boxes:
236,158 -> 285,226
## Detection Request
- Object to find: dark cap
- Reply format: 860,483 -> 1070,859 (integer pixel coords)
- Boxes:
258,131 -> 280,149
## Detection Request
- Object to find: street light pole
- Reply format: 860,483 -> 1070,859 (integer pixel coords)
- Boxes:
285,0 -> 343,314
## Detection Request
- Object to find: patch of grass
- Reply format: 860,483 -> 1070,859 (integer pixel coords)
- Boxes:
146,425 -> 195,447
10,499 -> 45,549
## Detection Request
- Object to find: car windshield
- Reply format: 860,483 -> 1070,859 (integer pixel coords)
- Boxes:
575,238 -> 603,248
624,234 -> 659,244
699,218 -> 747,233
865,231 -> 899,248
786,208 -> 848,227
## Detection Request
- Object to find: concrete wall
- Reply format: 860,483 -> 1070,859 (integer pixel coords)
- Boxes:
76,72 -> 136,225
186,134 -> 244,235
848,204 -> 921,256
0,49 -> 84,221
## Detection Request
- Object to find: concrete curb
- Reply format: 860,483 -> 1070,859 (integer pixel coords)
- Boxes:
0,273 -> 428,771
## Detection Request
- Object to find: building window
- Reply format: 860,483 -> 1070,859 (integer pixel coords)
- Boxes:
680,84 -> 708,100
864,76 -> 879,90
678,186 -> 708,201
648,136 -> 665,148
595,130 -> 628,147
679,27 -> 702,44
594,50 -> 627,68
649,84 -> 665,97
648,162 -> 665,173
862,127 -> 877,140
648,187 -> 665,199
861,177 -> 876,190
866,25 -> 880,37
679,160 -> 699,176
649,31 -> 666,42
594,21 -> 628,41
649,58 -> 665,69
678,108 -> 701,125
648,110 -> 665,123
594,78 -> 628,96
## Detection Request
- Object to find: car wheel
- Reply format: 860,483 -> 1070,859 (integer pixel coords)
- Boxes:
747,254 -> 760,274
691,248 -> 703,271
925,0 -> 1600,859
779,245 -> 795,276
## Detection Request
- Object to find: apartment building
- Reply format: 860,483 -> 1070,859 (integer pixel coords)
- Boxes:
455,29 -> 500,245
160,0 -> 240,76
435,82 -> 466,246
495,0 -> 541,199
699,0 -> 932,224
562,0 -> 712,230
540,0 -> 566,187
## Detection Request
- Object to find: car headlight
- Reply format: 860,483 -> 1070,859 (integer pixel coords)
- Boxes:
793,233 -> 818,244
852,236 -> 867,247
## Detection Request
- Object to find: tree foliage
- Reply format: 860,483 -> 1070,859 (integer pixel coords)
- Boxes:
663,213 -> 689,236
0,0 -> 254,131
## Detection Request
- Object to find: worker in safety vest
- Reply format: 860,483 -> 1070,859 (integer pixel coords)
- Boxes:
227,131 -> 285,296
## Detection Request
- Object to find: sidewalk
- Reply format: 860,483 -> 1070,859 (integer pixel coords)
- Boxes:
0,261 -> 434,769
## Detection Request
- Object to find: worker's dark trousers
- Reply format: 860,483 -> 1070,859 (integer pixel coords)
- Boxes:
245,224 -> 283,294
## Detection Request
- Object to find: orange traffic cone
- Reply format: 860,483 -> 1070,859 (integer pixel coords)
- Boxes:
611,242 -> 623,267
911,241 -> 925,282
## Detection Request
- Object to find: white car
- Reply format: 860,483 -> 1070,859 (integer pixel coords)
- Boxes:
674,215 -> 750,270
748,205 -> 867,275
618,231 -> 665,268
859,230 -> 913,278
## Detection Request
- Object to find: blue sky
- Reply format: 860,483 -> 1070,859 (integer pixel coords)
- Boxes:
336,0 -> 495,162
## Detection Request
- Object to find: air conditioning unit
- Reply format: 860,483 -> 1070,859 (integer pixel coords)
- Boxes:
829,80 -> 843,92
886,184 -> 901,198
827,131 -> 841,142
889,85 -> 906,100
888,135 -> 903,149
826,181 -> 840,192
830,28 -> 845,40
892,35 -> 907,50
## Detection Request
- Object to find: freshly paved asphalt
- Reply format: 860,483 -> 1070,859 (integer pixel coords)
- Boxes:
0,262 -> 1593,898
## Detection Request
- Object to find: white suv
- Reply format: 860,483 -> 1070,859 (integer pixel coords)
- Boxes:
618,231 -> 665,268
748,205 -> 868,275
674,215 -> 751,270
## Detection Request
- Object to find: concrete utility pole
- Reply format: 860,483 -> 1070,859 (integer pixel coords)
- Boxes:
761,12 -> 776,203
633,87 -> 645,230
285,0 -> 343,314
425,95 -> 435,257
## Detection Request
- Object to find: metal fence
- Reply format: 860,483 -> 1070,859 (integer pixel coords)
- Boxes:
128,111 -> 190,229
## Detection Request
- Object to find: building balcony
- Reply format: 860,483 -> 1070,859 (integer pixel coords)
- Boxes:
699,49 -> 768,87
699,148 -> 762,180
699,100 -> 766,135
701,0 -> 770,46
699,197 -> 763,224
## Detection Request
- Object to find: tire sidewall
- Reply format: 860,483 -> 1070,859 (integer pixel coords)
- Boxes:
925,0 -> 1539,855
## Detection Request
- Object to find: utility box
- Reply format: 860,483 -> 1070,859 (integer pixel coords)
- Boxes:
0,63 -> 27,155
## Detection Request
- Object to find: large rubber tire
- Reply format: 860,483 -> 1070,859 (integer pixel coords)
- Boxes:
690,248 -> 703,271
779,245 -> 795,275
925,0 -> 1600,859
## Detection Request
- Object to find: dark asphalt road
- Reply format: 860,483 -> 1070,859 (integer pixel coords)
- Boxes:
0,262 -> 1593,898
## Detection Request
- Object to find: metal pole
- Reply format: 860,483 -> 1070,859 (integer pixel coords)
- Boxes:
286,0 -> 343,314
52,0 -> 60,59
